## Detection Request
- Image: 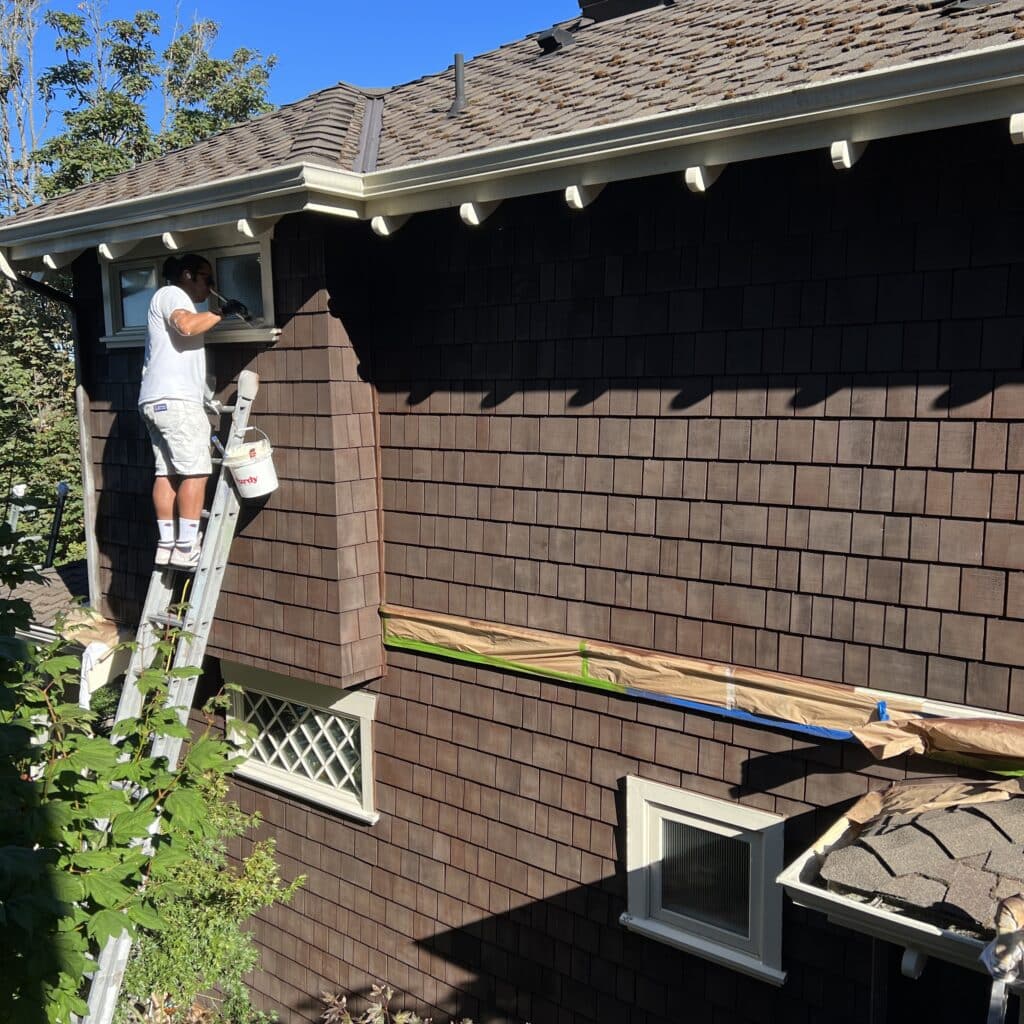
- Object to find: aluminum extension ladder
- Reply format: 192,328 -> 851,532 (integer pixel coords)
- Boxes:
83,369 -> 260,1024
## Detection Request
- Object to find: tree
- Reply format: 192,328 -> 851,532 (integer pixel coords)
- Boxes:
0,284 -> 79,565
0,2 -> 275,565
34,5 -> 276,197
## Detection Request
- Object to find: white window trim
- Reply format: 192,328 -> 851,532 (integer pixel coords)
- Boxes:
99,234 -> 280,347
621,776 -> 786,986
221,660 -> 378,824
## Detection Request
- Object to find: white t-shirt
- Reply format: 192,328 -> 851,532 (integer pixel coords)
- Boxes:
138,285 -> 207,406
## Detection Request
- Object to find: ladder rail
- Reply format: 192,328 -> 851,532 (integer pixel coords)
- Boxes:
84,370 -> 259,1024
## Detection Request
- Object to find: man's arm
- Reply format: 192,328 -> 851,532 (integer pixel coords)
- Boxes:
169,309 -> 225,336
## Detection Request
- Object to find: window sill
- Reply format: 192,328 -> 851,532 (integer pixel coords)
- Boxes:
100,326 -> 282,349
619,913 -> 787,986
233,760 -> 379,825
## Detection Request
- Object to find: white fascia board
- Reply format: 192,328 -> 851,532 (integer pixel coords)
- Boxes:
0,164 -> 364,261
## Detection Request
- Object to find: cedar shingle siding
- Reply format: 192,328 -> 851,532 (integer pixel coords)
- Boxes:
210,119 -> 1021,1021
337,120 -> 1023,711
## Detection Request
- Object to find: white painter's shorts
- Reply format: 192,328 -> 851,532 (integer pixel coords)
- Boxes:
140,399 -> 212,477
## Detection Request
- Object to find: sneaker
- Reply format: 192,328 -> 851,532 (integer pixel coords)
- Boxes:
169,542 -> 202,572
155,543 -> 174,567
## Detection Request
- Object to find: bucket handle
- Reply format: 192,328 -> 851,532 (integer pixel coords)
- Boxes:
236,426 -> 271,447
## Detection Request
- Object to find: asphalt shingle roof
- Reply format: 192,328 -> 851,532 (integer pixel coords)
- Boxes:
820,801 -> 1024,935
6,83 -> 367,226
5,0 -> 1024,227
7,560 -> 89,627
374,0 -> 1024,170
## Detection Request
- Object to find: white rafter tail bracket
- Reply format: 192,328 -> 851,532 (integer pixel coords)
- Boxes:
684,165 -> 725,194
0,248 -> 17,283
459,199 -> 502,227
1010,113 -> 1024,145
236,216 -> 278,239
565,183 -> 605,211
830,140 -> 867,170
370,214 -> 411,238
97,240 -> 139,261
42,250 -> 81,271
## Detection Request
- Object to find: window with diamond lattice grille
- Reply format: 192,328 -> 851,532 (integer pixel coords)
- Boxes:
241,692 -> 363,798
224,665 -> 378,823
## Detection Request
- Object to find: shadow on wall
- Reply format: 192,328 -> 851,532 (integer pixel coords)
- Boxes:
258,756 -> 995,1024
319,121 -> 1024,417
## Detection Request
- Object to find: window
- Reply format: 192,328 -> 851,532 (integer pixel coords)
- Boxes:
621,777 -> 786,985
222,661 -> 378,823
100,237 -> 277,347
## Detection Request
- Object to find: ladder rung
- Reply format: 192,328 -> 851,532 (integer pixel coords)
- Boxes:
219,405 -> 236,413
148,613 -> 184,629
200,510 -> 211,519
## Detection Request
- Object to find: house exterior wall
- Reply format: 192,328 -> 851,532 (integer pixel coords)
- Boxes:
230,119 -> 1020,1022
232,654 -> 985,1024
327,118 -> 1024,712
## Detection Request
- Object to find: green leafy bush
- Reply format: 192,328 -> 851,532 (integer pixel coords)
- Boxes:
0,525 -> 293,1023
117,774 -> 304,1023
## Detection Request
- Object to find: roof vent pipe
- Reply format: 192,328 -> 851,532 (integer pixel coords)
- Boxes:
448,53 -> 466,118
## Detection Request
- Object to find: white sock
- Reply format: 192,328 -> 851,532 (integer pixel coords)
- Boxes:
157,519 -> 175,545
177,518 -> 200,548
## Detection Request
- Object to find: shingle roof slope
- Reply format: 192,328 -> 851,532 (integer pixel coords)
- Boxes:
8,82 -> 367,225
5,0 -> 1024,226
7,561 -> 89,627
375,0 -> 1024,168
820,801 -> 1024,935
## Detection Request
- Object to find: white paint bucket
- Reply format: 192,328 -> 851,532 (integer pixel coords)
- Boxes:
223,427 -> 279,499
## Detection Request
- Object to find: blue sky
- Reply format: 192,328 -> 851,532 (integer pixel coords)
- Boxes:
90,1 -> 578,104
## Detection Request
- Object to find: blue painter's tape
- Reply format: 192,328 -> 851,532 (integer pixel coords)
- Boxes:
625,688 -> 854,741
877,700 -> 890,722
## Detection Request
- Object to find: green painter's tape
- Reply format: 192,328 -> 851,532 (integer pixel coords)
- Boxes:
929,750 -> 1024,777
384,633 -> 626,695
579,641 -> 592,682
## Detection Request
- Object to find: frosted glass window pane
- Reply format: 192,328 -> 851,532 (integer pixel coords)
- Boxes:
661,820 -> 750,936
119,266 -> 157,327
238,691 -> 362,800
216,254 -> 263,317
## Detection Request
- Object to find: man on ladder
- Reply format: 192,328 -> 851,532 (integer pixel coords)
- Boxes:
137,252 -> 248,570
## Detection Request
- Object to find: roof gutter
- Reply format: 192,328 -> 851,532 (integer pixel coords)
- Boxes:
2,41 -> 1023,259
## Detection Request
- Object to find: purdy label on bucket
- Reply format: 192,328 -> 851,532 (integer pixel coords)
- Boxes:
223,427 -> 279,499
